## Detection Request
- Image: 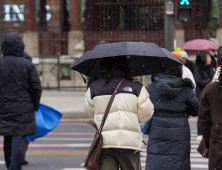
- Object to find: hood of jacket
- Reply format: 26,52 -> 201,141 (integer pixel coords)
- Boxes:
153,75 -> 194,100
1,33 -> 25,57
23,51 -> 32,61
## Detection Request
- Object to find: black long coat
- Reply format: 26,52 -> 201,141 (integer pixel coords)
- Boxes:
0,33 -> 42,136
194,53 -> 215,100
199,82 -> 222,170
146,75 -> 199,170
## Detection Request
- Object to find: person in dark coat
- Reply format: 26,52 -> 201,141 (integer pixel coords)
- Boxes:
199,65 -> 222,170
194,52 -> 215,138
21,51 -> 33,165
0,33 -> 42,170
146,66 -> 199,170
207,49 -> 217,71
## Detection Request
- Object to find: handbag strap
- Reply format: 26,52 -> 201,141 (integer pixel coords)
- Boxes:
154,98 -> 162,110
98,78 -> 126,134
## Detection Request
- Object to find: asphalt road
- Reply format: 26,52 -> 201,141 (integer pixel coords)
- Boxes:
0,120 -> 208,170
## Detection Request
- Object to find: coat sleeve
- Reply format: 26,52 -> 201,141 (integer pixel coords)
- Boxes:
29,64 -> 42,111
185,88 -> 199,117
84,88 -> 95,119
194,68 -> 211,87
198,85 -> 212,148
137,86 -> 154,123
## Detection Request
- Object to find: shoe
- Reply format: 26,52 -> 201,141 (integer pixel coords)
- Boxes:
197,135 -> 203,142
23,160 -> 29,165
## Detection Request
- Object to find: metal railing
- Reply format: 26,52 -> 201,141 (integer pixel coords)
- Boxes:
35,56 -> 87,91
39,32 -> 68,57
84,30 -> 164,51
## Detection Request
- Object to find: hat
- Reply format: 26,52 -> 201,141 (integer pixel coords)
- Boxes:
179,51 -> 189,59
171,51 -> 182,60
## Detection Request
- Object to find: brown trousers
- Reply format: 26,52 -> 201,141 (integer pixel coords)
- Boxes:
99,148 -> 141,170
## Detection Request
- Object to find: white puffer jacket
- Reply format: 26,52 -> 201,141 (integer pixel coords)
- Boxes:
84,77 -> 154,151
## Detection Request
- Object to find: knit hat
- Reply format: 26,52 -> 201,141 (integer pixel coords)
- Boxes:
179,51 -> 189,59
171,51 -> 182,60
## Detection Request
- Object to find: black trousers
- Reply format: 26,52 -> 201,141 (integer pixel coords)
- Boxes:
4,136 -> 26,170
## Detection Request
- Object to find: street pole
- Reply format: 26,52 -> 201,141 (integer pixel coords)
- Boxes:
57,53 -> 61,91
164,0 -> 175,52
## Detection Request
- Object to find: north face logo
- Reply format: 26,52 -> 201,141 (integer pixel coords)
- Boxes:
123,87 -> 132,92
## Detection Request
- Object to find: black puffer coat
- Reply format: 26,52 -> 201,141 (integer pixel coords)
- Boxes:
146,75 -> 199,170
194,53 -> 215,100
0,33 -> 42,136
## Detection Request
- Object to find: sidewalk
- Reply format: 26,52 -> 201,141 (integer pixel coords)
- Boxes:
40,90 -> 198,121
41,91 -> 88,119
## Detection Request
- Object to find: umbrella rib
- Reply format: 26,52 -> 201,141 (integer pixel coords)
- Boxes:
154,57 -> 165,74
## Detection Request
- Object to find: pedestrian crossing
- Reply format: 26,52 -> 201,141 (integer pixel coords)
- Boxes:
0,123 -> 208,170
59,130 -> 208,170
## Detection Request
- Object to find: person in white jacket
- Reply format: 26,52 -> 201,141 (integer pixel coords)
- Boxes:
171,51 -> 196,90
84,57 -> 154,170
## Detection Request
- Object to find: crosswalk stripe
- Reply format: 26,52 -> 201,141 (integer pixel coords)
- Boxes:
191,164 -> 208,168
190,153 -> 204,157
191,145 -> 199,148
0,138 -> 93,141
191,158 -> 208,162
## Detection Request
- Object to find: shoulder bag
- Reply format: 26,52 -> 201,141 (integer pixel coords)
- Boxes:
84,78 -> 125,170
141,98 -> 162,135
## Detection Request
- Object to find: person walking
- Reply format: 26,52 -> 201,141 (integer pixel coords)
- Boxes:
199,65 -> 222,170
179,51 -> 195,73
194,51 -> 215,140
0,33 -> 42,170
212,47 -> 222,82
171,51 -> 196,89
145,65 -> 199,170
21,51 -> 34,166
84,56 -> 154,170
207,49 -> 217,71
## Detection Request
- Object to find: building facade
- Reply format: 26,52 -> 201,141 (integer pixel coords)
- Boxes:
2,0 -> 220,56
1,0 -> 222,90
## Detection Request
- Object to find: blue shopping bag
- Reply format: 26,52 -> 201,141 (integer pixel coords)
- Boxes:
141,98 -> 162,135
26,104 -> 62,142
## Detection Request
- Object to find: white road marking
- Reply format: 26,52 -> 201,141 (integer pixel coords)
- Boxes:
191,158 -> 208,162
0,161 -> 5,165
66,144 -> 91,147
191,164 -> 208,168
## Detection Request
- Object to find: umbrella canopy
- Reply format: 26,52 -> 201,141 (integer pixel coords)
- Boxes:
71,42 -> 182,77
181,39 -> 218,50
161,48 -> 183,64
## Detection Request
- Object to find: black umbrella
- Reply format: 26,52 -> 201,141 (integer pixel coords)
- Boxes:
71,42 -> 182,77
161,48 -> 183,65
